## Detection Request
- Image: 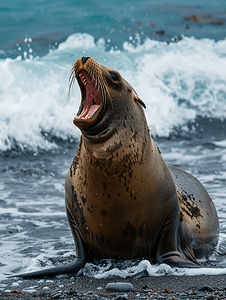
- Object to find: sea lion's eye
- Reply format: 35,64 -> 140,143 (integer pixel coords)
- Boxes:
109,71 -> 119,82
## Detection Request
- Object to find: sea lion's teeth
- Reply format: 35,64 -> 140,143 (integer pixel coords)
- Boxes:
79,107 -> 89,118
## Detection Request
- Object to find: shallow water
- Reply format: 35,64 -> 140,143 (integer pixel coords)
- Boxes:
1,0 -> 226,58
1,136 -> 226,281
1,0 -> 226,283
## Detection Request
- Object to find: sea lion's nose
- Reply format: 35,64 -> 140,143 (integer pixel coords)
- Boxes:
82,57 -> 90,64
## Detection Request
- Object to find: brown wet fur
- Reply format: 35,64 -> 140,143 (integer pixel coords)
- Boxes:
66,57 -> 219,267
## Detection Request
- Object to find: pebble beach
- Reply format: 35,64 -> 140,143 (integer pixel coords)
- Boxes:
1,274 -> 226,299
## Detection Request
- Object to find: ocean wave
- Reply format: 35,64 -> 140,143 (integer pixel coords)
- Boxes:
0,33 -> 226,152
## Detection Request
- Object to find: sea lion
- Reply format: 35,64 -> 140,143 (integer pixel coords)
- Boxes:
11,57 -> 219,278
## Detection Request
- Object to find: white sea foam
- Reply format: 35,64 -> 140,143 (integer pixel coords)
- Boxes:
214,140 -> 226,147
75,231 -> 226,278
0,33 -> 226,151
82,260 -> 226,278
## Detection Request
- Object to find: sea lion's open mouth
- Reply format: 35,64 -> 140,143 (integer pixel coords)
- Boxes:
74,70 -> 102,121
69,57 -> 110,132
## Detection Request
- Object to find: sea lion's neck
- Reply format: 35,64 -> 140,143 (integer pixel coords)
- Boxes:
79,115 -> 151,177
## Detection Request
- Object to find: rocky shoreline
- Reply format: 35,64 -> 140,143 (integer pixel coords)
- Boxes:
1,275 -> 226,300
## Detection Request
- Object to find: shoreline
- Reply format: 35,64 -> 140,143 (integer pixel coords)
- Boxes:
1,274 -> 226,299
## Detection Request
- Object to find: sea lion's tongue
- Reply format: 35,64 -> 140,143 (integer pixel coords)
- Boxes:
87,104 -> 100,117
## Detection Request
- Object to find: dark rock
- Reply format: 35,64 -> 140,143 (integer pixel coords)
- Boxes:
105,282 -> 134,292
196,285 -> 214,292
68,289 -> 76,295
142,284 -> 148,289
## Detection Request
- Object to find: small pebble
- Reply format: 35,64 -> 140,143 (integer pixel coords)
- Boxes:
42,286 -> 50,290
115,294 -> 128,300
142,284 -> 148,289
38,279 -> 45,284
140,292 -> 146,297
105,282 -> 134,292
179,292 -> 187,298
86,291 -> 94,295
22,288 -> 37,293
194,291 -> 206,297
51,291 -> 62,296
52,293 -> 62,299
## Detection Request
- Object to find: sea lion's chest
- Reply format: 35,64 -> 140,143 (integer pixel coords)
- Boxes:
69,140 -> 175,259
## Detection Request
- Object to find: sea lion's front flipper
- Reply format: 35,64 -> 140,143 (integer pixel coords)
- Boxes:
9,223 -> 87,279
155,197 -> 201,268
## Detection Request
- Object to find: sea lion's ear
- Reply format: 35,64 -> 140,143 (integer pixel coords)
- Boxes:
135,97 -> 146,109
